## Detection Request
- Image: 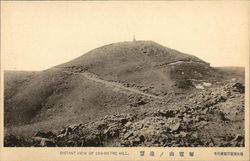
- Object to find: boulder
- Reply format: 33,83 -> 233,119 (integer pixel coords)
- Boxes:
32,137 -> 55,147
232,83 -> 244,93
169,122 -> 180,132
124,132 -> 133,139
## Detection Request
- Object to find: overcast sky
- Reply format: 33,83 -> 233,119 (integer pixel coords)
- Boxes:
1,1 -> 249,71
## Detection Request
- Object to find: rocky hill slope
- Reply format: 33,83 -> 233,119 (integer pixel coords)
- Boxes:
5,82 -> 245,147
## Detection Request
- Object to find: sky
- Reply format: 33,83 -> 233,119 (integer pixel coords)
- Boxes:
1,1 -> 249,71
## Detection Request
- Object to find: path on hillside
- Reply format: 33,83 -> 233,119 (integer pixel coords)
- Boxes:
64,70 -> 162,99
167,60 -> 208,66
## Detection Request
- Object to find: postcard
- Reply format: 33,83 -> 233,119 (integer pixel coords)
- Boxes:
1,1 -> 249,161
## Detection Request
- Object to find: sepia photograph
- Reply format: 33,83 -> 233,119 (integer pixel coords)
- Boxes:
1,1 -> 249,161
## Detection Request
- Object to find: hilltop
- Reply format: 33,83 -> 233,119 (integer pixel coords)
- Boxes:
58,41 -> 218,92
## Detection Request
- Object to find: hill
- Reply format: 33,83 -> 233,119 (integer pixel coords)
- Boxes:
58,41 -> 220,93
4,41 -> 244,141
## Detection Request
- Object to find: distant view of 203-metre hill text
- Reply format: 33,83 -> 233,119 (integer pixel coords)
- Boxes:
4,40 -> 245,147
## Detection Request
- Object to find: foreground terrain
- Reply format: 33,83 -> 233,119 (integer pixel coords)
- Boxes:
4,82 -> 245,147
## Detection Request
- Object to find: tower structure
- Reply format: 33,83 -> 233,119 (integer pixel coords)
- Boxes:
133,35 -> 136,42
